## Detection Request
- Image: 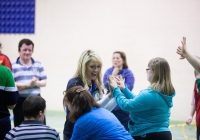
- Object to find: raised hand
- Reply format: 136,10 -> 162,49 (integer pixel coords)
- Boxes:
176,37 -> 187,59
108,75 -> 118,89
112,67 -> 120,76
115,75 -> 125,90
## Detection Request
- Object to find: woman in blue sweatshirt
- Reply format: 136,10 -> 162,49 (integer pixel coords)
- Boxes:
109,57 -> 175,140
103,51 -> 135,131
63,86 -> 133,140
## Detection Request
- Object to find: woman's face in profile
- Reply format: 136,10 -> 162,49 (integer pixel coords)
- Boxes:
112,53 -> 123,68
146,67 -> 153,82
85,60 -> 101,82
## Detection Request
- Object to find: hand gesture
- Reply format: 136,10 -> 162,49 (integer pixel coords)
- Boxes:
115,75 -> 125,90
176,37 -> 187,59
112,67 -> 120,76
185,116 -> 193,125
108,75 -> 118,89
30,77 -> 38,86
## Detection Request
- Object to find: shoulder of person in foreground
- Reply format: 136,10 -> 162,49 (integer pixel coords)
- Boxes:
5,124 -> 60,140
0,65 -> 19,108
71,107 -> 132,140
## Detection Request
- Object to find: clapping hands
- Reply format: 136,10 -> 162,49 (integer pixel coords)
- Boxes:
115,75 -> 125,90
29,77 -> 38,87
108,75 -> 118,89
108,75 -> 125,90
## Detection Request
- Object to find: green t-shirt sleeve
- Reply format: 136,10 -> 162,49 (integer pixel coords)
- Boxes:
4,68 -> 17,92
3,67 -> 19,106
6,69 -> 16,87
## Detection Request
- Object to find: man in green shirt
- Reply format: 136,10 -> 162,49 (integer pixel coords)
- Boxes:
0,65 -> 19,139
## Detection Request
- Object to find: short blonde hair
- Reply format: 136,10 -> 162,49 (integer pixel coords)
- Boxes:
148,57 -> 175,95
74,50 -> 103,97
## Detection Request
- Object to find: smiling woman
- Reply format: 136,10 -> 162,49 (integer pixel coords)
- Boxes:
63,50 -> 118,140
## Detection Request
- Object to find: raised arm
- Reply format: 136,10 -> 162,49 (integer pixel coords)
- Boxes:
112,87 -> 152,112
177,37 -> 200,73
115,75 -> 135,99
97,93 -> 117,111
103,98 -> 117,111
122,87 -> 135,99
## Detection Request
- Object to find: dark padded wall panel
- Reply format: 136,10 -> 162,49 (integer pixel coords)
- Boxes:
0,0 -> 35,33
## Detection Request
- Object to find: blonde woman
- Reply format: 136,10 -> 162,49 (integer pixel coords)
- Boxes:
109,57 -> 175,140
63,50 -> 117,140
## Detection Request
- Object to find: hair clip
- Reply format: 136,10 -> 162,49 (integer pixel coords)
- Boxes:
153,59 -> 159,64
76,88 -> 86,93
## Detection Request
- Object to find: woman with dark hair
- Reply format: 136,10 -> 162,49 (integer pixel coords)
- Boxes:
109,57 -> 175,140
103,51 -> 134,131
63,86 -> 132,140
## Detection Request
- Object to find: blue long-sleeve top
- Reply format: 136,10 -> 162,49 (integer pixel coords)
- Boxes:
71,107 -> 133,140
64,77 -> 100,137
112,87 -> 175,136
103,67 -> 134,92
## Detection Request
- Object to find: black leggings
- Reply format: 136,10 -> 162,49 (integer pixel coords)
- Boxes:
197,126 -> 200,140
63,134 -> 71,140
132,131 -> 172,140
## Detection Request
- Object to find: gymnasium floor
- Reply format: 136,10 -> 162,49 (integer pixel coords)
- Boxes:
10,110 -> 196,140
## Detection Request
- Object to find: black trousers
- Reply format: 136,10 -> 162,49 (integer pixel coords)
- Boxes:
132,131 -> 172,140
197,126 -> 200,140
13,95 -> 46,127
0,117 -> 11,140
63,134 -> 71,140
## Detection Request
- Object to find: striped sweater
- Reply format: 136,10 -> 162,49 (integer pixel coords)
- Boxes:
5,120 -> 60,140
12,57 -> 47,97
